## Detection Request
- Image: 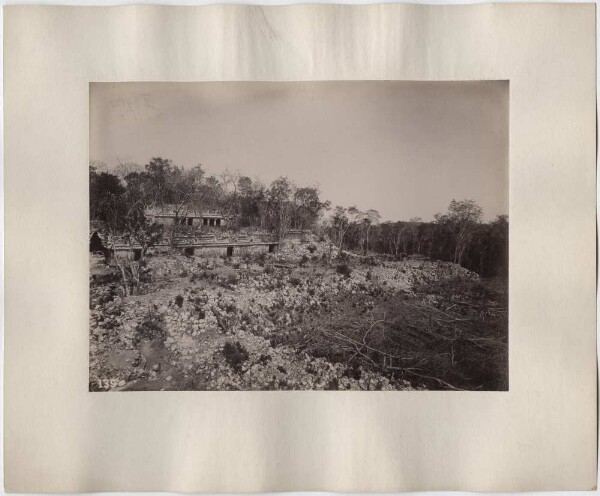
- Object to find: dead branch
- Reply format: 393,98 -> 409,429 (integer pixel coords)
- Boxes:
390,368 -> 466,391
212,306 -> 228,333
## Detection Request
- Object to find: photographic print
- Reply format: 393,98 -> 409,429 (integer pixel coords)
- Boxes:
89,81 -> 508,392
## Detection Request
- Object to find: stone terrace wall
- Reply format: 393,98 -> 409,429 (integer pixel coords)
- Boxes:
110,242 -> 277,261
180,243 -> 276,257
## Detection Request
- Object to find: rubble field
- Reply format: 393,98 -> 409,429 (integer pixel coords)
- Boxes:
90,240 -> 508,391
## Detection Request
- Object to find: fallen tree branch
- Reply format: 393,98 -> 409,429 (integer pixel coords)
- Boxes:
271,263 -> 295,269
212,306 -> 228,333
388,368 -> 466,391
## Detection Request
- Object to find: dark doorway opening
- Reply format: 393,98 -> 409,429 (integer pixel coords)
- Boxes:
227,246 -> 234,257
268,244 -> 276,253
89,232 -> 105,253
184,247 -> 195,256
133,249 -> 142,261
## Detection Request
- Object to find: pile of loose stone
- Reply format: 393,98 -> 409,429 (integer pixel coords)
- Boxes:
272,239 -> 338,264
90,240 -> 478,390
208,328 -> 412,391
349,259 -> 478,293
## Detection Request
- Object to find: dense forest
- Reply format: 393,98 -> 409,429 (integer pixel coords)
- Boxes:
91,157 -> 508,277
90,157 -> 330,242
329,202 -> 508,277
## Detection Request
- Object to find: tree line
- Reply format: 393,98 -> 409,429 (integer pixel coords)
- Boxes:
91,157 -> 508,281
90,157 -> 330,244
324,200 -> 508,277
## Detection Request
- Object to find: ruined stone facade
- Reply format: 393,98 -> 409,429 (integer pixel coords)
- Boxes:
145,205 -> 228,228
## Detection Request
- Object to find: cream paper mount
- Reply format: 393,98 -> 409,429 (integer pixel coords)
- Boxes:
4,4 -> 597,492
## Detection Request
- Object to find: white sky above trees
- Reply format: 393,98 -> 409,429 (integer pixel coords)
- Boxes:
90,81 -> 508,222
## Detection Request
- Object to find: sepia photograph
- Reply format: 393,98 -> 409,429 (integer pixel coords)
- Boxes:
89,81 -> 508,392
6,3 -> 597,492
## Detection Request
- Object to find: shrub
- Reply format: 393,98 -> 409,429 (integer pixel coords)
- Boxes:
226,302 -> 237,314
369,285 -> 384,297
299,254 -> 309,267
336,263 -> 352,278
257,353 -> 271,365
136,313 -> 166,341
307,244 -> 317,254
337,251 -> 349,262
174,294 -> 184,308
138,261 -> 152,284
326,378 -> 340,390
219,273 -> 240,289
222,341 -> 249,372
290,276 -> 302,286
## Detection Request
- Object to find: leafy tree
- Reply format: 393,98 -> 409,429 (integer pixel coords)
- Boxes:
291,186 -> 330,230
435,199 -> 483,265
330,206 -> 351,250
267,177 -> 293,242
90,164 -> 163,295
90,167 -> 125,221
346,207 -> 381,254
144,157 -> 176,204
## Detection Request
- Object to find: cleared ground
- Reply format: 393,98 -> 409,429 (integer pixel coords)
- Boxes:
89,241 -> 508,391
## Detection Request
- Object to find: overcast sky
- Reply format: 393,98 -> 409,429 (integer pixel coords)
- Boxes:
90,81 -> 508,222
